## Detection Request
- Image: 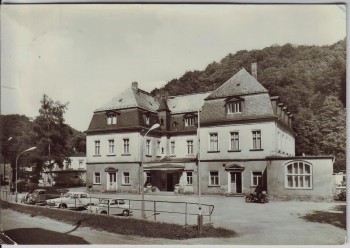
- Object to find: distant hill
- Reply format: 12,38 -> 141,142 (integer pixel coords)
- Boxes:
151,39 -> 346,171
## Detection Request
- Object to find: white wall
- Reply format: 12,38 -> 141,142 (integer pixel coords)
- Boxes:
200,121 -> 277,160
86,132 -> 141,163
168,134 -> 198,159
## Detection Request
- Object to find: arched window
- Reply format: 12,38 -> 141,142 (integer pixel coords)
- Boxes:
285,161 -> 312,189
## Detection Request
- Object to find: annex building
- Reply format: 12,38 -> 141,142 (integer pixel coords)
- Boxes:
85,64 -> 334,201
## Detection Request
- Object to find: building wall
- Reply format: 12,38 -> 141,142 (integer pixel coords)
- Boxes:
198,160 -> 267,194
168,134 -> 198,159
86,132 -> 141,163
86,163 -> 140,193
200,121 -> 277,160
267,158 -> 334,201
275,122 -> 295,156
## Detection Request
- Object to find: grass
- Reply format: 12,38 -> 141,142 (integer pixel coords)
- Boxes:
1,200 -> 236,239
300,204 -> 346,229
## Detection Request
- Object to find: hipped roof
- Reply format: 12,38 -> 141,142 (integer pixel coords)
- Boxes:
206,68 -> 268,100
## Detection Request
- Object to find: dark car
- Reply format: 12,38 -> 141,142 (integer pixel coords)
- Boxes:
27,188 -> 69,205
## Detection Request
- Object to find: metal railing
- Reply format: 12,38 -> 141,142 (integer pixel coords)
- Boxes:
0,190 -> 214,226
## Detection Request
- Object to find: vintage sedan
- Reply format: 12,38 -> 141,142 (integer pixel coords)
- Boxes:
91,198 -> 132,216
46,192 -> 95,210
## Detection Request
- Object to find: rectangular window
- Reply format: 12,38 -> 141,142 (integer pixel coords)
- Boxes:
94,172 -> 101,184
157,140 -> 161,156
123,172 -> 130,184
187,140 -> 194,155
107,115 -> 117,125
184,116 -> 197,127
146,172 -> 152,185
146,139 -> 151,156
209,171 -> 219,186
252,171 -> 263,186
186,171 -> 193,185
252,130 -> 262,150
230,132 -> 239,151
123,139 -> 130,154
94,141 -> 100,155
65,161 -> 71,170
170,141 -> 175,155
108,139 -> 115,154
227,101 -> 242,114
78,160 -> 83,168
209,133 -> 219,151
145,116 -> 150,125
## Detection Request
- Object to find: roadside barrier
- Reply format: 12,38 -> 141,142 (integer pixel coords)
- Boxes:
0,189 -> 214,226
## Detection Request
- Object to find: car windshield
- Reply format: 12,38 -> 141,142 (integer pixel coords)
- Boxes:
62,193 -> 73,197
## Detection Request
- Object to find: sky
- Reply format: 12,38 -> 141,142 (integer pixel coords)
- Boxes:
1,4 -> 347,132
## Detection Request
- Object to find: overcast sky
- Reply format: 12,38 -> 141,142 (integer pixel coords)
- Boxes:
1,4 -> 346,131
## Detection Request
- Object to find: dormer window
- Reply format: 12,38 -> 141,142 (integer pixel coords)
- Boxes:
184,114 -> 198,127
145,116 -> 150,125
225,97 -> 244,114
107,115 -> 117,125
106,111 -> 119,125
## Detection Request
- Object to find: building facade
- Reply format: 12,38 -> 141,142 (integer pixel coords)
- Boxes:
42,153 -> 87,187
85,65 -> 334,200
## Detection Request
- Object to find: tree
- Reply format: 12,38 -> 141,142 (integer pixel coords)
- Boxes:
30,95 -> 73,179
317,96 -> 346,171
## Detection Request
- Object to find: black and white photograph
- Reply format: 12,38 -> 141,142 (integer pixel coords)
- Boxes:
0,1 -> 347,245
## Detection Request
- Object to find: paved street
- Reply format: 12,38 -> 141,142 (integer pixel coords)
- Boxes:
2,189 -> 346,245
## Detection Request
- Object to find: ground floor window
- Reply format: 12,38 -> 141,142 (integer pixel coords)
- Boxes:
209,171 -> 219,186
123,172 -> 130,185
146,172 -> 152,185
251,171 -> 263,186
94,172 -> 101,184
186,171 -> 193,185
285,161 -> 312,189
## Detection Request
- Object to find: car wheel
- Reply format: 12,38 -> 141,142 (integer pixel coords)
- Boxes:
101,210 -> 107,214
245,196 -> 251,203
122,210 -> 129,216
59,204 -> 67,209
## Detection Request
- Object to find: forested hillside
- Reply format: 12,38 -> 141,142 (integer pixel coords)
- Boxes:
152,39 -> 346,171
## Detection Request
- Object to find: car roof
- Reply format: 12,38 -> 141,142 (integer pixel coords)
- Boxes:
67,192 -> 87,194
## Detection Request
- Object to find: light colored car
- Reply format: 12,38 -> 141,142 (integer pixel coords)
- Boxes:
92,198 -> 132,216
46,192 -> 96,209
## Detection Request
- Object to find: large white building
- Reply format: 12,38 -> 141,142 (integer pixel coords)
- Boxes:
85,65 -> 334,200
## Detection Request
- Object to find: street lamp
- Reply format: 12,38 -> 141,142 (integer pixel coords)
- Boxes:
197,108 -> 203,233
4,137 -> 13,185
15,146 -> 36,202
140,123 -> 160,219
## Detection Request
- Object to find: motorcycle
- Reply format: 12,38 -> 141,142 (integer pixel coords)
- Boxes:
245,191 -> 269,203
336,190 -> 346,201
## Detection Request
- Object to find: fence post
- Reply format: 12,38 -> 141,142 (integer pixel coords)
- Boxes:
128,200 -> 131,218
185,203 -> 188,226
89,197 -> 92,213
154,201 -> 156,221
108,200 -> 110,215
209,205 -> 211,224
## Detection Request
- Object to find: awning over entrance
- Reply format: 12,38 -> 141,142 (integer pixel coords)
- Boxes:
104,166 -> 118,173
144,164 -> 185,171
225,164 -> 245,172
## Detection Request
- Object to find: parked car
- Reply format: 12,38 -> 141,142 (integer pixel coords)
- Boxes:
26,188 -> 69,205
91,198 -> 132,216
46,192 -> 97,210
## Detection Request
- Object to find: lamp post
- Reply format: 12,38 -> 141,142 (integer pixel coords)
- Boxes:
141,123 -> 160,219
197,108 -> 203,233
15,146 -> 36,202
4,137 -> 12,185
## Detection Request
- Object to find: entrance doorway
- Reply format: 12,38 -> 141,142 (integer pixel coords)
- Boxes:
107,172 -> 117,191
229,171 -> 242,193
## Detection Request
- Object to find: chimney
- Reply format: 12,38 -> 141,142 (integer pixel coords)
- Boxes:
251,63 -> 257,79
131,82 -> 138,92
